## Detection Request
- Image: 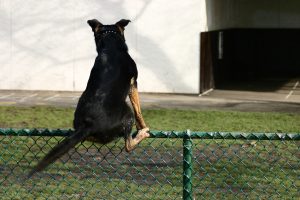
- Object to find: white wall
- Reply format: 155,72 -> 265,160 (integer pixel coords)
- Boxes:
206,0 -> 300,30
0,0 -> 207,94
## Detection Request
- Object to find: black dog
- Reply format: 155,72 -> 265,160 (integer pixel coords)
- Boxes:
28,19 -> 150,177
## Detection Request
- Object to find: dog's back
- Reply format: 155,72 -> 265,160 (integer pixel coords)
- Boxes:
74,25 -> 137,140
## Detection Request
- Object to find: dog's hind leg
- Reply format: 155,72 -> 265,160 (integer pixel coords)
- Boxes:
126,79 -> 150,152
27,127 -> 90,178
128,78 -> 148,130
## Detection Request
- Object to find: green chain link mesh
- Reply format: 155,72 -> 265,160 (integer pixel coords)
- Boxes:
0,129 -> 299,199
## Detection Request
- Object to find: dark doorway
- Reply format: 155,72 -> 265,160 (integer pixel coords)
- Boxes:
200,29 -> 300,92
200,32 -> 214,94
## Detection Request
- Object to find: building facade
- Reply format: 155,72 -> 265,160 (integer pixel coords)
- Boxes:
0,0 -> 299,94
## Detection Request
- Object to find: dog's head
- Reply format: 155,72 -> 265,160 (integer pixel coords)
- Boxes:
87,19 -> 131,45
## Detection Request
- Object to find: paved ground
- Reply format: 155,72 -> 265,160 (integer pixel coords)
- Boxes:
0,85 -> 299,113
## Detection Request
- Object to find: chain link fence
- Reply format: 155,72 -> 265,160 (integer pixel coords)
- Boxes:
0,129 -> 299,199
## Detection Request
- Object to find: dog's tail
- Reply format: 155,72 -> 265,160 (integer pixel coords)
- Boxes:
27,128 -> 90,178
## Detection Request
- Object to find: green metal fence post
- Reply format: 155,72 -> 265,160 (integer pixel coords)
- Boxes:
183,129 -> 193,200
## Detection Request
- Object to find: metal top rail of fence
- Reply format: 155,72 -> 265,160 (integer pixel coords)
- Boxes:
0,128 -> 299,140
0,128 -> 299,199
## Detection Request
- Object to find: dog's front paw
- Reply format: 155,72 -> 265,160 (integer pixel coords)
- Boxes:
138,127 -> 150,138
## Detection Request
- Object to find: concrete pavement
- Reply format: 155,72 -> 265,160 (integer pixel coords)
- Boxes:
0,88 -> 299,113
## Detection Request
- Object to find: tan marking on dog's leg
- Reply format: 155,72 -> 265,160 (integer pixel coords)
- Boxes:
125,127 -> 150,152
126,78 -> 150,152
129,78 -> 147,130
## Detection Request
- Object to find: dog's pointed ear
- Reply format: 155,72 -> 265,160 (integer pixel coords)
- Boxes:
87,19 -> 103,32
116,19 -> 131,30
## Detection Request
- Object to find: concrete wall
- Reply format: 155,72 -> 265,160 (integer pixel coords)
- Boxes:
206,0 -> 300,30
0,0 -> 207,93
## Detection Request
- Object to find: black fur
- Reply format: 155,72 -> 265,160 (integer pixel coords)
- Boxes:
28,19 -> 137,177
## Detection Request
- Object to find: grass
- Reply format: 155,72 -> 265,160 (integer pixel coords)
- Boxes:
0,106 -> 299,199
0,106 -> 74,129
0,106 -> 299,132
